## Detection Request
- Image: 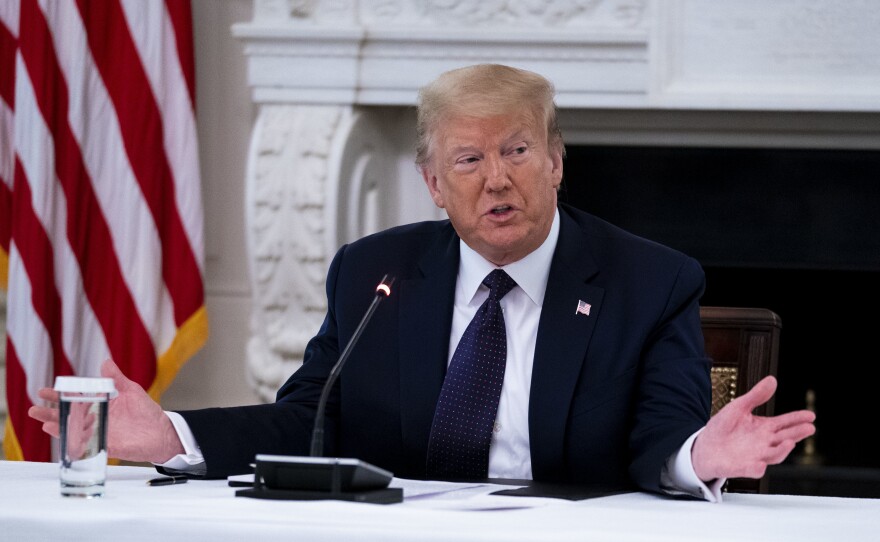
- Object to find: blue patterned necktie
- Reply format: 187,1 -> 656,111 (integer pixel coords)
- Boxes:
426,269 -> 517,479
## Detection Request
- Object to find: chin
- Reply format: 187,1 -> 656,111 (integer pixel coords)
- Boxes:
480,235 -> 529,263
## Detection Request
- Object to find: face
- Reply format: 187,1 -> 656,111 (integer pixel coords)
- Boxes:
421,113 -> 563,266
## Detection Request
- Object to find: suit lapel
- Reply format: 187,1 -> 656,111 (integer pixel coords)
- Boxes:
529,209 -> 605,480
398,226 -> 459,470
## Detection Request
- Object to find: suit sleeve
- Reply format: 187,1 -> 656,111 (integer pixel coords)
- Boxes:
627,255 -> 712,492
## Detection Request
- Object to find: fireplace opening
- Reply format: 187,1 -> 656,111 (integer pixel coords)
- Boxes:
560,144 -> 880,487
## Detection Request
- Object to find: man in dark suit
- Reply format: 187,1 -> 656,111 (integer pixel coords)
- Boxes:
31,64 -> 815,501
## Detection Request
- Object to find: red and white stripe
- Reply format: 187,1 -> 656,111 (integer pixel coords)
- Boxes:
1,0 -> 207,462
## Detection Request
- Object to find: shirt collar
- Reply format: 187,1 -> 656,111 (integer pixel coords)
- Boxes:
458,208 -> 560,306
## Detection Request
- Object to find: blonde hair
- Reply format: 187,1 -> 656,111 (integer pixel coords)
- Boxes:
415,64 -> 565,168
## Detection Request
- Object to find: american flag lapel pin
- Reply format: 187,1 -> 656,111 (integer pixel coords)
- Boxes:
575,299 -> 591,316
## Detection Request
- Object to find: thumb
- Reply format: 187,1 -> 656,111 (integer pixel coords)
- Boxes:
100,358 -> 131,391
735,375 -> 777,412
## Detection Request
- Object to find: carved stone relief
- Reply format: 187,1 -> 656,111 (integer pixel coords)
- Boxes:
244,104 -> 348,400
253,0 -> 355,23
252,0 -> 648,28
243,104 -> 417,400
655,0 -> 880,105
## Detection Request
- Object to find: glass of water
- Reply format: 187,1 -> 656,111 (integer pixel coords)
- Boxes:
54,376 -> 115,498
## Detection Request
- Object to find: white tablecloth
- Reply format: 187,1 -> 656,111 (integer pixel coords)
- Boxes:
2,460 -> 878,542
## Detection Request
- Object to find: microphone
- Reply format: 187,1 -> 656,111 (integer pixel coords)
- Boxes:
236,274 -> 404,504
310,274 -> 395,457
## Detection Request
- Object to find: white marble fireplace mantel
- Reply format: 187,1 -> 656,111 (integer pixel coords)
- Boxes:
231,0 -> 880,400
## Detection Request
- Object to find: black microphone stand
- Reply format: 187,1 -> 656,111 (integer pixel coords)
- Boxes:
310,275 -> 393,457
237,275 -> 404,504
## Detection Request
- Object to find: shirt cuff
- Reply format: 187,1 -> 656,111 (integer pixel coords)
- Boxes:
155,411 -> 207,476
660,429 -> 726,503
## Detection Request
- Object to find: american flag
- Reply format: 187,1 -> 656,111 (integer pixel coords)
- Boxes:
576,299 -> 591,316
0,0 -> 207,461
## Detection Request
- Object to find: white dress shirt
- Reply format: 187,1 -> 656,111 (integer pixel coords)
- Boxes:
450,208 -> 560,479
162,209 -> 723,501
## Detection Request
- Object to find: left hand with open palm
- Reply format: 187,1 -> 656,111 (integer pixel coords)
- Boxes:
692,375 -> 816,481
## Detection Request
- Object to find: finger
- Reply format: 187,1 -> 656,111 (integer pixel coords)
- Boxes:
36,387 -> 60,403
770,423 -> 816,446
735,375 -> 777,412
758,422 -> 816,464
42,422 -> 61,439
760,440 -> 798,466
84,411 -> 97,433
100,358 -> 131,392
29,401 -> 64,439
28,405 -> 59,425
767,409 -> 816,431
100,358 -> 122,379
28,406 -> 61,438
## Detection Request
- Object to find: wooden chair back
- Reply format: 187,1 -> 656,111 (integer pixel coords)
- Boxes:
701,306 -> 782,494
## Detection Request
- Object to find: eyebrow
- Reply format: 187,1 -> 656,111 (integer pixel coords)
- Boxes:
502,130 -> 530,144
446,130 -> 533,154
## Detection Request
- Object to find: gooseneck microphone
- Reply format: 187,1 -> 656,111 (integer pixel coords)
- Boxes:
310,274 -> 395,457
236,274 -> 404,504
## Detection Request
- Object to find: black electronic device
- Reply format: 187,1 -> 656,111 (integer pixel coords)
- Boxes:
236,275 -> 403,504
235,454 -> 402,504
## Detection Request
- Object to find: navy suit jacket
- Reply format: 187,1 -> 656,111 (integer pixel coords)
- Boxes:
179,204 -> 711,492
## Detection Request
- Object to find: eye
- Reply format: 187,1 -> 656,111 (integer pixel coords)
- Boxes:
451,154 -> 480,172
506,144 -> 529,159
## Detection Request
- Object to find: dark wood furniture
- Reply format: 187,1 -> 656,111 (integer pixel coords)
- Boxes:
700,306 -> 782,494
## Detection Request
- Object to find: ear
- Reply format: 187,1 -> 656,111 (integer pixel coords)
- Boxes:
548,148 -> 563,190
421,166 -> 446,209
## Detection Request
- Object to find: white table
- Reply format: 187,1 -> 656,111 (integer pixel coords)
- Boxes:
2,460 -> 878,542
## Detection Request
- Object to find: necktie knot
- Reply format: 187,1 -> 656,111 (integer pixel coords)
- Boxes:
483,269 -> 516,301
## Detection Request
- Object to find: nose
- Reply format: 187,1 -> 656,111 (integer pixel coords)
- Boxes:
484,155 -> 510,192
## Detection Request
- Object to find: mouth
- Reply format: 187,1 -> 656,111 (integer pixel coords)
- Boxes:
488,205 -> 513,216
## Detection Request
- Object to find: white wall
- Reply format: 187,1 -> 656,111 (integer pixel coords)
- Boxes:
160,0 -> 260,410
